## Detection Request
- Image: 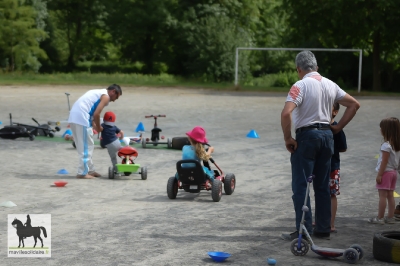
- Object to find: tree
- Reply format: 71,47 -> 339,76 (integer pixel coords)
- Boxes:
104,0 -> 177,74
282,0 -> 400,91
47,0 -> 108,71
0,0 -> 47,72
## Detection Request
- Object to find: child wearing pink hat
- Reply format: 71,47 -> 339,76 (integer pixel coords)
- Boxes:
177,126 -> 215,181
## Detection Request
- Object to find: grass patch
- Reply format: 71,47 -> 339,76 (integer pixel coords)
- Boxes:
0,72 -> 399,96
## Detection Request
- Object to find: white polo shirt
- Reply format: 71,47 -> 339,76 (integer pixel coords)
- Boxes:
285,72 -> 346,130
68,89 -> 109,127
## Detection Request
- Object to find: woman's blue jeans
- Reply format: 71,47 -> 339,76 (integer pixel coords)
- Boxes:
290,129 -> 333,234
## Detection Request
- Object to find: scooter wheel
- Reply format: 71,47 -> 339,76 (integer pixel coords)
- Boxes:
290,238 -> 309,256
349,244 -> 364,260
343,248 -> 359,263
142,138 -> 146,148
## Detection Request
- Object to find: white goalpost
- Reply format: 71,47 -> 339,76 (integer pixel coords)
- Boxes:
234,47 -> 363,93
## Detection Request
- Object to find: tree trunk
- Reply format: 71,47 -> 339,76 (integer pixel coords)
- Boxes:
143,33 -> 154,74
372,31 -> 381,91
66,22 -> 75,71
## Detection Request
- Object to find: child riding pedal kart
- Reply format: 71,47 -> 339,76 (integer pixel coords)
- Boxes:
166,126 -> 236,202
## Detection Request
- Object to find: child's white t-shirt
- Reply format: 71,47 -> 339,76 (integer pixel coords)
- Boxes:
375,141 -> 400,172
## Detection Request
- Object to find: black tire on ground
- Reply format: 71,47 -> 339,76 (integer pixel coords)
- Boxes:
290,238 -> 309,256
49,132 -> 54,138
29,134 -> 35,141
373,231 -> 400,263
343,248 -> 359,264
140,166 -> 147,180
171,137 -> 190,150
108,166 -> 114,179
167,176 -> 178,199
72,141 -> 76,148
55,126 -> 61,132
211,179 -> 222,202
224,173 -> 236,195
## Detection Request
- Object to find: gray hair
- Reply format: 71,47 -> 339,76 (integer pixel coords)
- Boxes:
107,84 -> 122,95
295,51 -> 318,71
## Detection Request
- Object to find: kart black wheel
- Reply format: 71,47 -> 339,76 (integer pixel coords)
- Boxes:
49,132 -> 54,138
171,137 -> 190,150
108,166 -> 115,179
211,179 -> 222,202
167,176 -> 178,199
142,138 -> 146,148
343,248 -> 359,264
140,166 -> 147,180
224,173 -> 236,195
121,158 -> 133,176
349,244 -> 364,260
290,238 -> 309,256
55,126 -> 61,132
72,141 -> 76,148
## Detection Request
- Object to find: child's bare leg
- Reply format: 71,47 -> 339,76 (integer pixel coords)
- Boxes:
331,195 -> 337,231
378,189 -> 388,219
387,190 -> 395,218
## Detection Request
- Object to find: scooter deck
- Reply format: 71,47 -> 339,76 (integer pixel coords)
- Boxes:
311,245 -> 344,258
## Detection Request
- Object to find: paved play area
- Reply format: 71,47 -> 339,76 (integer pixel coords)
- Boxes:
0,85 -> 399,265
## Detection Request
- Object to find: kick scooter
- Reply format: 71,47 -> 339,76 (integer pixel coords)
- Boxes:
290,174 -> 364,264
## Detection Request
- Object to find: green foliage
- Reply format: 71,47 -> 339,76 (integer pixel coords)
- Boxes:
281,0 -> 400,91
180,5 -> 252,82
0,0 -> 47,72
273,71 -> 298,87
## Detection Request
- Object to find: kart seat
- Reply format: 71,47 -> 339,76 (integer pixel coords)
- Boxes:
118,146 -> 138,158
176,159 -> 208,185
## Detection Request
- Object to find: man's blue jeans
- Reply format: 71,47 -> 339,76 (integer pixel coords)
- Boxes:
291,129 -> 333,234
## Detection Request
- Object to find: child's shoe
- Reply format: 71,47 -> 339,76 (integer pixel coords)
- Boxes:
384,217 -> 396,224
368,217 -> 385,225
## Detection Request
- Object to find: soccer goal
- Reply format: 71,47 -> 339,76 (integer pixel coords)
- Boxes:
234,47 -> 363,92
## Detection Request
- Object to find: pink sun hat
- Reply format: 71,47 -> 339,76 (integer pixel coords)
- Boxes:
186,126 -> 208,144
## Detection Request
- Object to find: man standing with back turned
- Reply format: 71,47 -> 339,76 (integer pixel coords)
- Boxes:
280,51 -> 360,240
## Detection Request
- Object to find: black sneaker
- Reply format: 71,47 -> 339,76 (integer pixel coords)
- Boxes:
313,231 -> 330,240
281,231 -> 299,241
281,231 -> 309,241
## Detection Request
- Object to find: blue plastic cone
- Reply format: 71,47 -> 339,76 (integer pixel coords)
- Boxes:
135,122 -> 145,132
62,129 -> 72,138
57,169 -> 69,174
246,129 -> 259,138
0,121 -> 2,125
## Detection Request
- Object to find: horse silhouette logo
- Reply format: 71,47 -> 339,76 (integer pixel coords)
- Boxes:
11,215 -> 47,248
8,214 -> 51,257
